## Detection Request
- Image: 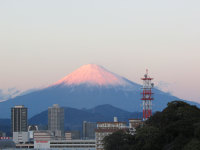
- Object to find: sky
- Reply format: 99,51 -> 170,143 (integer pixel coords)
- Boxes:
0,0 -> 200,103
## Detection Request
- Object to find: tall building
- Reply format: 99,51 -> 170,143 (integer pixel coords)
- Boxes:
11,105 -> 28,143
83,121 -> 96,139
48,104 -> 64,137
11,105 -> 27,132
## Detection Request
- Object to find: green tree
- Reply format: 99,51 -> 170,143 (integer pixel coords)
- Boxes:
103,101 -> 200,150
134,126 -> 161,150
103,130 -> 134,150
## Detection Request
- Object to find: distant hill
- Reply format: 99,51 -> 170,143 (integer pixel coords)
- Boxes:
29,104 -> 143,131
0,64 -> 199,119
0,104 -> 142,135
0,119 -> 11,136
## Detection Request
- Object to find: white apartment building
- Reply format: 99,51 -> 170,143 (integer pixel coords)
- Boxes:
95,117 -> 127,150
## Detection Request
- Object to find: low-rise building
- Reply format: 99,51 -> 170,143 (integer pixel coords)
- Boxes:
65,132 -> 72,140
129,119 -> 143,128
50,139 -> 95,149
33,130 -> 53,149
17,138 -> 95,149
16,143 -> 33,149
128,119 -> 143,134
95,117 -> 127,150
65,130 -> 81,140
13,132 -> 29,144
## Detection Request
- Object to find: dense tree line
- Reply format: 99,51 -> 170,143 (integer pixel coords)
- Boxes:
103,101 -> 200,150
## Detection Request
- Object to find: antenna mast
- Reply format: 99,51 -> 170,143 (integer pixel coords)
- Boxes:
141,69 -> 154,121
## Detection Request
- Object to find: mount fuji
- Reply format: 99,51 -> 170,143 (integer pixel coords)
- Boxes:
0,64 -> 199,118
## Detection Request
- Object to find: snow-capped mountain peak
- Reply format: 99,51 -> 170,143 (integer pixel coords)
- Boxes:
54,64 -> 131,86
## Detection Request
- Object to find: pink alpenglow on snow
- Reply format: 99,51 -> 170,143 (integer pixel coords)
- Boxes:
54,64 -> 131,87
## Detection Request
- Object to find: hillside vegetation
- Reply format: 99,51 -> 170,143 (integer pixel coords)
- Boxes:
103,101 -> 200,150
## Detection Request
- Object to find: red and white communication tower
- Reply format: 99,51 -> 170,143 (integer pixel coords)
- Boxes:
141,69 -> 154,121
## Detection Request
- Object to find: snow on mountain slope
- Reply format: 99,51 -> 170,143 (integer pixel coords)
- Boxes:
0,64 -> 199,118
54,64 -> 132,87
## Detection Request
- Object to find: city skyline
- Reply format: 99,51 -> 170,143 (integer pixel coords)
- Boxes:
0,0 -> 200,103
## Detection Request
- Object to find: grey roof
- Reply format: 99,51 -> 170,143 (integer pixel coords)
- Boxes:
0,140 -> 16,148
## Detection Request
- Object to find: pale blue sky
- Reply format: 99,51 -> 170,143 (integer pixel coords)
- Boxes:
0,0 -> 200,102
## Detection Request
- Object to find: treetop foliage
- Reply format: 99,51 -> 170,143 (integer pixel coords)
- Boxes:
103,101 -> 200,150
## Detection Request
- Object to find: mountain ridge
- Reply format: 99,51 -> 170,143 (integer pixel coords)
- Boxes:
0,64 -> 199,118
